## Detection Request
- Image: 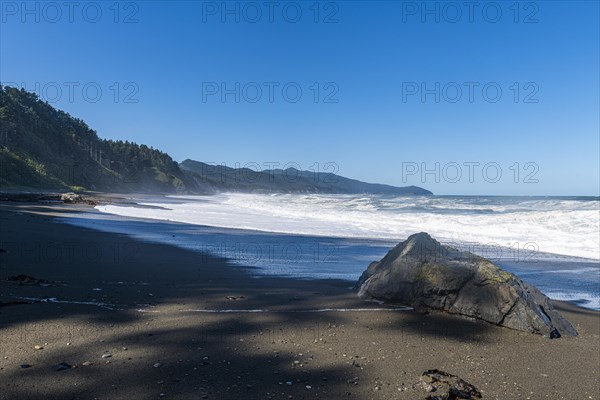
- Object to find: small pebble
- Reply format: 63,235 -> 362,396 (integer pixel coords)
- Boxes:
102,353 -> 112,359
154,362 -> 162,368
82,361 -> 92,366
34,345 -> 43,350
52,362 -> 71,371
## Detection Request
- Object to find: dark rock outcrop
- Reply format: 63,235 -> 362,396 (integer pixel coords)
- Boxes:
356,232 -> 578,338
418,369 -> 482,399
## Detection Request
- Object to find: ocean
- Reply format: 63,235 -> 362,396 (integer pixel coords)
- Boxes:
57,193 -> 600,310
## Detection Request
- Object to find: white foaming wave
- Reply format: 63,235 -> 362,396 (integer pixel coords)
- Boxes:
96,193 -> 600,260
544,291 -> 600,311
541,267 -> 600,275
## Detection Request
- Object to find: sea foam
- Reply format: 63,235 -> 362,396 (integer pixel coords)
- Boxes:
95,193 -> 600,261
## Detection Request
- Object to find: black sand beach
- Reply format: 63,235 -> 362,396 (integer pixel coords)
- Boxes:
1,202 -> 598,400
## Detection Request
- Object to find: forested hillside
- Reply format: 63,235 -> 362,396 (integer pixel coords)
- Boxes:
0,85 -> 194,193
180,159 -> 432,195
0,85 -> 431,195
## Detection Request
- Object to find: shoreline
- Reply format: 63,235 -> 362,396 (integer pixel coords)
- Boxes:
91,193 -> 600,264
4,190 -> 599,261
55,198 -> 600,310
1,201 -> 599,399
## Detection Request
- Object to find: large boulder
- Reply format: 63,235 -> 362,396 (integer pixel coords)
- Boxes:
356,232 -> 577,338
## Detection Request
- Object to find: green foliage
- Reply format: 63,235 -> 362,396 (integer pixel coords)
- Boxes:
0,85 -> 196,193
180,159 -> 433,195
0,85 -> 430,195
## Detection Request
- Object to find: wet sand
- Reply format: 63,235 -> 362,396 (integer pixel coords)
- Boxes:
0,202 -> 598,400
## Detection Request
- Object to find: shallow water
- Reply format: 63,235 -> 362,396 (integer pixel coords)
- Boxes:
96,193 -> 600,260
56,195 -> 600,310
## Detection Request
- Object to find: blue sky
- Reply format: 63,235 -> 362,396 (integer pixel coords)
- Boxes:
1,1 -> 598,195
